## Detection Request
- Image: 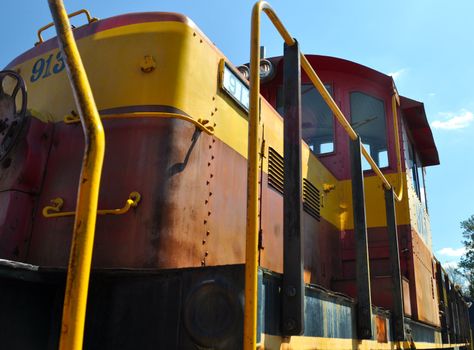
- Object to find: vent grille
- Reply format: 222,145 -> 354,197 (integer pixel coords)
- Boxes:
303,179 -> 321,221
268,147 -> 284,194
267,147 -> 321,221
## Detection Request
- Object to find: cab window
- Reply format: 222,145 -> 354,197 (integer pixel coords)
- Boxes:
407,142 -> 428,212
277,84 -> 334,155
350,92 -> 388,170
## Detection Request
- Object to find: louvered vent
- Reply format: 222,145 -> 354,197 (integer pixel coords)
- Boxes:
268,147 -> 321,221
268,147 -> 284,194
303,179 -> 321,221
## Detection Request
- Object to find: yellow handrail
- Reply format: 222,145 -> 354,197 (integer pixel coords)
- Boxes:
36,9 -> 97,45
391,91 -> 404,201
63,112 -> 216,135
244,3 -> 265,349
246,2 -> 405,348
48,1 -> 105,350
300,52 -> 399,194
42,192 -> 141,218
250,1 -> 403,200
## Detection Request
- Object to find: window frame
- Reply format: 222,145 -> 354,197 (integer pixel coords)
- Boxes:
410,142 -> 429,213
276,82 -> 337,157
348,89 -> 391,172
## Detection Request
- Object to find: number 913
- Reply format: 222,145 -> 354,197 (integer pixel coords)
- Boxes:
30,52 -> 65,82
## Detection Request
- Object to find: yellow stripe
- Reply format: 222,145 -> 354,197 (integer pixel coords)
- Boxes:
16,17 -> 414,232
262,334 -> 468,350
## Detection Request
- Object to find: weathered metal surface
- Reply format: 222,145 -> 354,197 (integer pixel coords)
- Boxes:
375,314 -> 388,343
336,224 -> 412,311
261,169 -> 342,289
0,118 -> 53,193
27,117 -> 247,269
406,317 -> 441,344
201,129 -> 247,267
332,275 -> 412,316
0,264 -> 245,350
435,262 -> 449,343
281,40 -> 304,336
385,188 -> 405,341
349,137 -> 372,339
402,277 -> 412,317
462,301 -> 468,342
444,276 -> 455,342
0,116 -> 53,262
0,70 -> 28,162
262,269 -> 356,339
455,290 -> 468,342
448,282 -> 459,342
409,229 -> 440,327
0,191 -> 35,261
1,260 -> 461,349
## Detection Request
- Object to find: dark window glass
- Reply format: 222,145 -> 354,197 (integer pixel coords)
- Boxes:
277,84 -> 334,155
350,92 -> 387,170
420,167 -> 428,213
407,142 -> 428,212
408,143 -> 419,196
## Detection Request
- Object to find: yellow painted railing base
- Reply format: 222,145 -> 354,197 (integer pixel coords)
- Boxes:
262,334 -> 469,350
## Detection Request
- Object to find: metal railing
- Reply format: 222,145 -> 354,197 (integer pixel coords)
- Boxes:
36,8 -> 98,45
48,1 -> 105,350
244,1 -> 405,348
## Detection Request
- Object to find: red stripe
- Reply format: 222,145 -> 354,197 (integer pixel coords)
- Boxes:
99,104 -> 190,117
5,12 -> 191,69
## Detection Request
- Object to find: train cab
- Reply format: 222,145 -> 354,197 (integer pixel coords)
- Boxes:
260,55 -> 442,327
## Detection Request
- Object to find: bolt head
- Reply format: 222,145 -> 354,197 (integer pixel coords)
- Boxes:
284,318 -> 296,331
285,285 -> 296,297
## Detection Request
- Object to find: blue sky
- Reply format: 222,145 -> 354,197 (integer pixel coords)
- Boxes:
1,1 -> 473,267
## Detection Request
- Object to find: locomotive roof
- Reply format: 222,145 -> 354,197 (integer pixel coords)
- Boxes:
5,12 -> 195,69
268,54 -> 440,167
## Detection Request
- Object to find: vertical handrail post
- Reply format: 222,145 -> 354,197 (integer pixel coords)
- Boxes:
48,1 -> 106,349
243,3 -> 263,349
385,189 -> 405,341
444,273 -> 454,343
458,295 -> 464,343
350,137 -> 373,339
281,40 -> 304,336
450,283 -> 459,343
462,296 -> 466,342
466,300 -> 470,343
436,263 -> 449,343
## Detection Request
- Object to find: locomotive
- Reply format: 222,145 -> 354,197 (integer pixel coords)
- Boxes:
0,1 -> 471,349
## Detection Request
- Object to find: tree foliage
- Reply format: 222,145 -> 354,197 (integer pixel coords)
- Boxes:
445,265 -> 467,293
458,214 -> 474,298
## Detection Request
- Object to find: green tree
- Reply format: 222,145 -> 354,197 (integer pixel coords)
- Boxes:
458,214 -> 474,298
445,265 -> 467,293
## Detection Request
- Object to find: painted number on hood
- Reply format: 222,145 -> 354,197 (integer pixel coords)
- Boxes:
30,52 -> 65,82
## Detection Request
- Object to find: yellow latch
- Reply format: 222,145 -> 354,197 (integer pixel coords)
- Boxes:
323,183 -> 336,193
140,55 -> 156,73
42,191 -> 141,218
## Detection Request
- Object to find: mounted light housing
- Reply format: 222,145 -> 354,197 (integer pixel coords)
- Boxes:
259,58 -> 275,82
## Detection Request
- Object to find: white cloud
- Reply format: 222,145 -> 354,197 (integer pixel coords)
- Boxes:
443,261 -> 459,269
428,92 -> 436,97
388,68 -> 406,81
437,247 -> 466,257
431,109 -> 473,130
